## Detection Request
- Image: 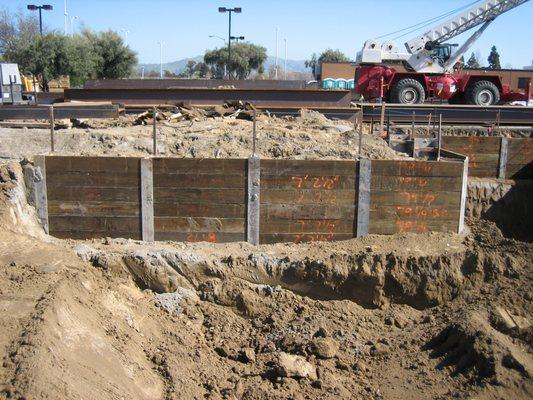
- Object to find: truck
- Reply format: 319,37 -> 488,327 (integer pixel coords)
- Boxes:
354,0 -> 532,105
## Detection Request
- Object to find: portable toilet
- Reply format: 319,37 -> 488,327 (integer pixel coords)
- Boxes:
322,78 -> 336,89
0,63 -> 23,104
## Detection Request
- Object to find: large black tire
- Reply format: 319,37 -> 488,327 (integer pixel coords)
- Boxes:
390,78 -> 426,104
465,80 -> 500,106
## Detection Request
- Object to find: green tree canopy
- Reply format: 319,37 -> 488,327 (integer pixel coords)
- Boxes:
466,52 -> 480,69
487,45 -> 501,69
204,42 -> 267,79
306,49 -> 350,78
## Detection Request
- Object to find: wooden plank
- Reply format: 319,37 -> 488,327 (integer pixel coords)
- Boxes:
34,156 -> 49,234
259,233 -> 353,244
369,206 -> 460,221
141,158 -> 154,241
46,171 -> 140,188
506,163 -> 533,179
155,217 -> 244,233
370,190 -> 462,207
247,156 -> 260,245
441,136 -> 502,153
153,173 -> 245,188
47,187 -> 140,202
45,156 -> 140,174
507,138 -> 533,152
357,159 -> 371,237
260,189 -> 355,205
260,159 -> 356,176
155,231 -> 245,243
371,160 -> 463,177
368,219 -> 458,235
48,216 -> 141,232
47,201 -> 140,217
52,230 -> 142,240
260,174 -> 356,190
153,188 -> 245,204
260,204 -> 355,220
154,203 -> 245,218
154,158 -> 247,175
259,218 -> 354,234
370,175 -> 462,192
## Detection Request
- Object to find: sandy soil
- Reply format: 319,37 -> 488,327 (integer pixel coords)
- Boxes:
0,112 -> 531,400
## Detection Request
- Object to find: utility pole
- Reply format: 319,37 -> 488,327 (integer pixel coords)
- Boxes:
64,0 -> 68,35
218,7 -> 242,79
284,38 -> 287,80
121,29 -> 130,46
158,41 -> 163,78
275,27 -> 278,79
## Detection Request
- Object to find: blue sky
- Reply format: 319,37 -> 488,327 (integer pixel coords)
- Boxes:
3,0 -> 532,68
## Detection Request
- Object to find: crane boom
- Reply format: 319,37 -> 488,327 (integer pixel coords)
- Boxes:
405,0 -> 529,54
357,0 -> 529,73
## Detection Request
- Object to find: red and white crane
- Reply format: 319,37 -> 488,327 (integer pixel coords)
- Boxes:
354,0 -> 530,105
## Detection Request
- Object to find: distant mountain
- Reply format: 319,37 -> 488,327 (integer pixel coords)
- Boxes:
137,55 -> 309,74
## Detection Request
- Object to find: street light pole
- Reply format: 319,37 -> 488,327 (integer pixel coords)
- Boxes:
27,4 -> 53,36
64,0 -> 68,35
284,38 -> 287,80
158,41 -> 163,79
218,7 -> 242,79
121,29 -> 130,46
70,15 -> 78,37
275,27 -> 278,80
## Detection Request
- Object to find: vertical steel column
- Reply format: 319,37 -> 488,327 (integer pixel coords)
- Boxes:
49,106 -> 55,153
498,137 -> 508,179
33,155 -> 49,234
356,159 -> 371,237
458,156 -> 469,234
140,158 -> 154,241
152,107 -> 157,155
247,156 -> 260,245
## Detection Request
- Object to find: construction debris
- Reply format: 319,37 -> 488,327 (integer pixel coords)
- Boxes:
134,101 -> 258,125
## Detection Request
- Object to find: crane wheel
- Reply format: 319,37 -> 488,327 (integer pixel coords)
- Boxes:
390,78 -> 426,104
465,81 -> 500,106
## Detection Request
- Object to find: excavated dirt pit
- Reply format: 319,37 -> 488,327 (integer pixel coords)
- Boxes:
0,113 -> 532,400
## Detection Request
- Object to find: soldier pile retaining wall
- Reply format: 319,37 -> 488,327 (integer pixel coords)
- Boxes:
31,155 -> 468,244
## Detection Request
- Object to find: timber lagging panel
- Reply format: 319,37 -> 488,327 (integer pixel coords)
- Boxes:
506,138 -> 533,179
152,158 -> 247,242
369,160 -> 463,234
441,136 -> 501,178
259,160 -> 358,244
45,156 -> 142,239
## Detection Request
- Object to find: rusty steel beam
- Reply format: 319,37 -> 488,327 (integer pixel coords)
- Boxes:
0,104 -> 120,120
64,88 -> 354,108
358,103 -> 533,126
83,78 -> 317,90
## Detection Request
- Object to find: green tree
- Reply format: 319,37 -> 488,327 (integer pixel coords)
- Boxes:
487,45 -> 501,69
304,53 -> 318,77
185,60 -> 196,77
306,49 -> 349,78
466,52 -> 480,69
204,42 -> 267,79
0,8 -> 40,59
83,30 -> 137,79
194,61 -> 209,78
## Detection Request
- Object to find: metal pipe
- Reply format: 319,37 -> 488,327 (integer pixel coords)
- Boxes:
437,114 -> 442,161
49,106 -> 55,152
252,108 -> 257,156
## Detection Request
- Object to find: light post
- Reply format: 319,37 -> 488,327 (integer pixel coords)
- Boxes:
209,35 -> 227,77
70,15 -> 78,36
27,4 -> 53,36
275,27 -> 278,79
284,38 -> 287,80
218,7 -> 242,79
64,0 -> 68,35
230,35 -> 244,43
121,29 -> 130,46
157,41 -> 163,79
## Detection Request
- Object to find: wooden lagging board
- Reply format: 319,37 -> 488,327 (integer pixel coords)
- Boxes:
259,159 -> 358,244
369,160 -> 463,235
152,158 -> 247,242
506,138 -> 533,179
45,156 -> 142,239
441,136 -> 500,178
